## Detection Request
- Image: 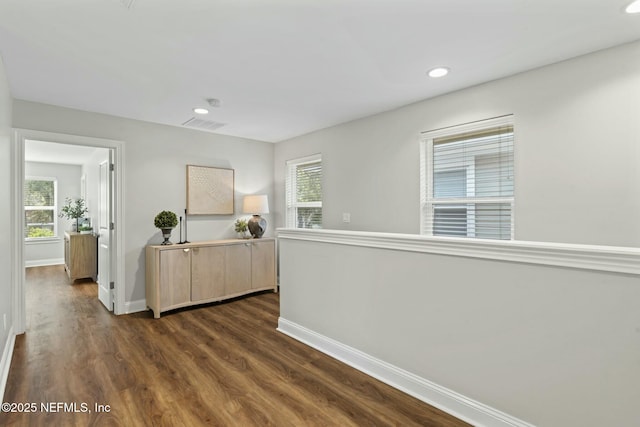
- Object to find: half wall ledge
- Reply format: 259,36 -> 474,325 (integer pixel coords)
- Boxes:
276,228 -> 640,276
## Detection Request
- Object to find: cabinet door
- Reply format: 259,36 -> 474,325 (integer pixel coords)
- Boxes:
225,243 -> 251,295
191,246 -> 225,301
159,248 -> 191,309
251,240 -> 276,289
74,235 -> 97,279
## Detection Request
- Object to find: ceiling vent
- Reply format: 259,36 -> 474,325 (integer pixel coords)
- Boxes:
182,117 -> 227,132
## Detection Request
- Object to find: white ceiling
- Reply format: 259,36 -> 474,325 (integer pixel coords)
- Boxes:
25,140 -> 99,165
1,0 -> 639,143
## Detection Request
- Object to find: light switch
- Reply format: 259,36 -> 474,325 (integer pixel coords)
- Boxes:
342,213 -> 351,223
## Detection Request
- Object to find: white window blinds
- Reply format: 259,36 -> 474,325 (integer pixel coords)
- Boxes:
420,116 -> 514,240
286,154 -> 322,229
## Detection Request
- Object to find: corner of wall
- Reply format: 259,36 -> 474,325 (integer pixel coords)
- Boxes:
0,53 -> 15,402
0,327 -> 16,401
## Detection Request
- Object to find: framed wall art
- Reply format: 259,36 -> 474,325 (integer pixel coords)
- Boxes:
186,165 -> 234,215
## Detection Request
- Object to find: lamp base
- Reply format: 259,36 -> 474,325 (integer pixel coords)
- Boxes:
247,215 -> 266,238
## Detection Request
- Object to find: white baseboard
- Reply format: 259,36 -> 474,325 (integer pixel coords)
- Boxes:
277,318 -> 534,427
25,258 -> 64,268
124,299 -> 147,314
0,327 -> 16,402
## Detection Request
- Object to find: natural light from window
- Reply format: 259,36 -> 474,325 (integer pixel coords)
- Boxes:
24,177 -> 57,239
285,154 -> 323,229
420,116 -> 514,240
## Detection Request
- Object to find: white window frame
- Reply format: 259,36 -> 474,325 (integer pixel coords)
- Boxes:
420,115 -> 514,239
24,176 -> 58,241
285,153 -> 322,229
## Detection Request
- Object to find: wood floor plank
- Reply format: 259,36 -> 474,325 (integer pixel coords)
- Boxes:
1,265 -> 471,427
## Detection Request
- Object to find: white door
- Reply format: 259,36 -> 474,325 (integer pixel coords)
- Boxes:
98,153 -> 114,311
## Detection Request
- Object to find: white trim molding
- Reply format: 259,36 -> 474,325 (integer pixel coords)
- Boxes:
124,299 -> 147,315
276,228 -> 640,275
0,327 -> 16,401
25,258 -> 64,268
278,318 -> 534,427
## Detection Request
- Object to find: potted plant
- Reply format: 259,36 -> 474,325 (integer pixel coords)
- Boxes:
78,224 -> 93,234
154,210 -> 178,245
59,197 -> 88,232
234,218 -> 249,239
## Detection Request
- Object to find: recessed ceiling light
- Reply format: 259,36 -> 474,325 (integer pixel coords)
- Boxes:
626,0 -> 640,13
193,108 -> 209,115
428,67 -> 449,78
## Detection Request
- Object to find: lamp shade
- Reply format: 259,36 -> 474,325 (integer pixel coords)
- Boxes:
243,194 -> 269,214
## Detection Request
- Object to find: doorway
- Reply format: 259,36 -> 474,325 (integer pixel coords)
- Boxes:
12,129 -> 125,334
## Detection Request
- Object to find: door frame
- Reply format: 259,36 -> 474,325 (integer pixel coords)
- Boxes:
11,128 -> 125,334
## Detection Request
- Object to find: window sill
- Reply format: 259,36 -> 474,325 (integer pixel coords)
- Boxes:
25,237 -> 62,245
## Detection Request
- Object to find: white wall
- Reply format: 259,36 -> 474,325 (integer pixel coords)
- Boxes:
0,55 -> 13,398
24,161 -> 82,266
13,103 -> 275,304
278,231 -> 640,427
274,40 -> 640,248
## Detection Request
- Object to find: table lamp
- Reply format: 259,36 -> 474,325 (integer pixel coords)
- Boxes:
243,194 -> 269,238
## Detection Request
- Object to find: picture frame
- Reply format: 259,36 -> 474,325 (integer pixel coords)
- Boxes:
186,165 -> 234,215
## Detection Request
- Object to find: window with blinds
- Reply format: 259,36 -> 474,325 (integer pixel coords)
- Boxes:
420,116 -> 514,240
286,154 -> 322,229
24,177 -> 57,239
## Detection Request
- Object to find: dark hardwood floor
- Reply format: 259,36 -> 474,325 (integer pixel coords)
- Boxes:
1,265 -> 470,426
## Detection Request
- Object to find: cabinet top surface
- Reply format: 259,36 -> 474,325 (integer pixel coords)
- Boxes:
147,237 -> 275,250
65,231 -> 96,238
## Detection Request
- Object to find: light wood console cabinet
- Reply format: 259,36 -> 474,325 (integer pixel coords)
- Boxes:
64,231 -> 97,282
145,238 -> 277,318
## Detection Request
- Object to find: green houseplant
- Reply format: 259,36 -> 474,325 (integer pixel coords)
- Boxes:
59,197 -> 88,232
234,218 -> 249,239
154,210 -> 178,245
78,224 -> 93,234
